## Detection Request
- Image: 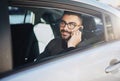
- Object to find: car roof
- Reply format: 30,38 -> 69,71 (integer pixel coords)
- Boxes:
9,0 -> 120,17
72,0 -> 120,17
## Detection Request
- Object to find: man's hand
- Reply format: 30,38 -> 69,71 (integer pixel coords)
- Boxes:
67,30 -> 82,48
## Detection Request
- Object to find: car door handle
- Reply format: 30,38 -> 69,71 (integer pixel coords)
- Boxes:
105,61 -> 120,73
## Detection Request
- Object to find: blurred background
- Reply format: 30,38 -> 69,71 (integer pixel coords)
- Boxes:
97,0 -> 120,10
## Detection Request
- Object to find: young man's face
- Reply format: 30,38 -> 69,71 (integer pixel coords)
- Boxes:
60,14 -> 82,41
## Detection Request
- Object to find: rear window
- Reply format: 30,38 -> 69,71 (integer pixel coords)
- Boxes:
9,6 -> 34,24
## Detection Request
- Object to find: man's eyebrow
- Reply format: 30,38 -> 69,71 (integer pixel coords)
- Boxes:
61,20 -> 76,23
69,22 -> 76,23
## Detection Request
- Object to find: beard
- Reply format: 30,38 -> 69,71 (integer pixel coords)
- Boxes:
60,30 -> 72,41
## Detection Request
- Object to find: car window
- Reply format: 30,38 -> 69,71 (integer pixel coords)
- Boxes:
8,6 -> 61,69
9,6 -> 34,24
7,6 -> 105,70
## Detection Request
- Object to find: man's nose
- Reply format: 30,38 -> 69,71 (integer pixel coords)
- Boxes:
63,24 -> 68,30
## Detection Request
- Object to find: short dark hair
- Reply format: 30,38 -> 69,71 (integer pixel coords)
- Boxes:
62,11 -> 83,22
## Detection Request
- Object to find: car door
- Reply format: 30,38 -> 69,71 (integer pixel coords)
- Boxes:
1,0 -> 120,81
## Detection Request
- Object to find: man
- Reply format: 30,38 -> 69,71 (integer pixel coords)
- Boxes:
36,11 -> 83,60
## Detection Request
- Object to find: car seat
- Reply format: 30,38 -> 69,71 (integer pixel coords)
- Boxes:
78,15 -> 101,47
11,23 -> 39,68
34,23 -> 54,53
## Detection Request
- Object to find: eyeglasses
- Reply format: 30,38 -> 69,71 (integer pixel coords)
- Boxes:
59,20 -> 80,30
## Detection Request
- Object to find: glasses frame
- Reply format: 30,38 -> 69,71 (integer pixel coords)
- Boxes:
59,20 -> 80,30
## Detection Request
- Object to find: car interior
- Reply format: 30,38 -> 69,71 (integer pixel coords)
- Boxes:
9,7 -> 105,69
11,23 -> 39,68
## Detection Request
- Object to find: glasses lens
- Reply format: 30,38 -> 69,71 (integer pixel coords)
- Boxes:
68,22 -> 77,29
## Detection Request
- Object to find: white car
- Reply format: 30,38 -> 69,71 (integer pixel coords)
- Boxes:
0,0 -> 120,81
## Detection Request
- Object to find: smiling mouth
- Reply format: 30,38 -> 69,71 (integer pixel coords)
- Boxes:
62,32 -> 68,35
61,30 -> 70,34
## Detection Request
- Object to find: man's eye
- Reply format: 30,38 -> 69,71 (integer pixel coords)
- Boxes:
60,20 -> 65,24
69,22 -> 77,26
61,21 -> 66,24
60,21 -> 66,26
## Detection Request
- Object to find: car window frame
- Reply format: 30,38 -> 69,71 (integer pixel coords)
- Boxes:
0,0 -> 13,74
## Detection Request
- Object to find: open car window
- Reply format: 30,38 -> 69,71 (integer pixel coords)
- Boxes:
7,6 -> 105,71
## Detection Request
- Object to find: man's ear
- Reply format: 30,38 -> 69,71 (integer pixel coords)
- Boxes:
81,25 -> 84,29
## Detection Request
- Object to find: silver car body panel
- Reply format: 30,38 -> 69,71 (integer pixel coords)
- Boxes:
1,40 -> 120,81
